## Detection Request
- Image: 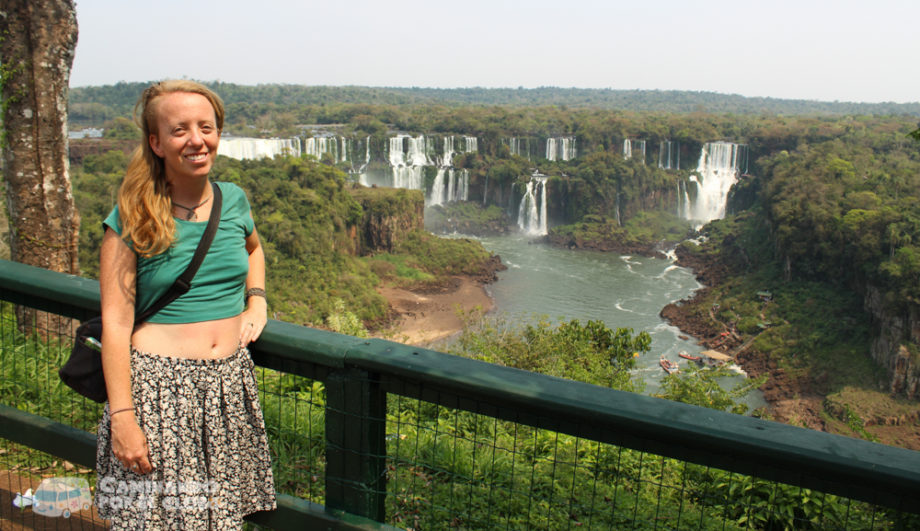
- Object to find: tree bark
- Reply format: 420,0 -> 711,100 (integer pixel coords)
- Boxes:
1,0 -> 79,336
1,0 -> 80,273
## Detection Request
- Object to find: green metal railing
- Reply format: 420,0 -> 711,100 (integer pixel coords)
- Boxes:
1,258 -> 918,530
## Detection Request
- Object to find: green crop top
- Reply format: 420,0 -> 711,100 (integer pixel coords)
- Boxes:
103,181 -> 255,324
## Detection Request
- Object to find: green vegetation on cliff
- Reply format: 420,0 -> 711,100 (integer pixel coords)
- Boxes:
548,211 -> 692,255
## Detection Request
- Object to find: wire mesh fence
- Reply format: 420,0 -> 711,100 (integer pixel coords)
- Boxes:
379,385 -> 917,530
2,289 -> 919,530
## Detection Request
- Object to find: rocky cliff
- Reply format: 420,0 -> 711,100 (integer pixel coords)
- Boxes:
349,187 -> 424,255
864,286 -> 920,399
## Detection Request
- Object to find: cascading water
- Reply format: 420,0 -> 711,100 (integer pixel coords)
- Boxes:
623,139 -> 646,162
505,137 -> 536,159
517,174 -> 548,236
426,136 -> 477,205
389,135 -> 429,190
428,168 -> 470,206
545,137 -> 576,161
658,141 -> 679,170
218,137 -> 301,160
304,136 -> 348,163
682,141 -> 747,227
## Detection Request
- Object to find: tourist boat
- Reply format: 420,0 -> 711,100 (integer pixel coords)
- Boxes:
678,351 -> 702,363
659,357 -> 679,375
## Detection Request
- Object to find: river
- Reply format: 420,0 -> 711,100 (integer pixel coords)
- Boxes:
474,234 -> 766,409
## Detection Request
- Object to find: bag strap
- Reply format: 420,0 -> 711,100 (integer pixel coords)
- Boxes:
134,182 -> 223,324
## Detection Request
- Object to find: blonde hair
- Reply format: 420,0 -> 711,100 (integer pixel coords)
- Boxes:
117,80 -> 225,257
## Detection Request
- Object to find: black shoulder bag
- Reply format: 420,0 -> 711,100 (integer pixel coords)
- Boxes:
60,183 -> 223,403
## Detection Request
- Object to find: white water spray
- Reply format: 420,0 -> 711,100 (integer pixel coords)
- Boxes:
545,137 -> 576,161
683,142 -> 746,227
218,137 -> 301,160
658,141 -> 679,169
623,139 -> 646,162
517,175 -> 548,236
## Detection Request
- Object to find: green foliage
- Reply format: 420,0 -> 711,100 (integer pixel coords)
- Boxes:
549,209 -> 692,254
365,253 -> 433,284
349,186 -> 418,220
0,303 -> 104,437
698,471 -> 846,530
622,210 -> 694,244
393,231 -> 493,278
69,83 -> 920,125
690,214 -> 881,390
102,116 -> 140,140
325,298 -> 369,338
656,364 -> 766,414
424,201 -> 512,235
759,131 -> 920,308
71,150 -> 127,277
449,314 -> 649,391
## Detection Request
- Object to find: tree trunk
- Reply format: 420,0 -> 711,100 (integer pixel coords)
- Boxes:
1,0 -> 80,336
1,0 -> 80,273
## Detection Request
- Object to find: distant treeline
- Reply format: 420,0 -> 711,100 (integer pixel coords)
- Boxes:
69,82 -> 920,124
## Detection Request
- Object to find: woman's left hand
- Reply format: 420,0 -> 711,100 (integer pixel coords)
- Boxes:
240,300 -> 267,346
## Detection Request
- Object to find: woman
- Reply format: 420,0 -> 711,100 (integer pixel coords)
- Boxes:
94,80 -> 276,529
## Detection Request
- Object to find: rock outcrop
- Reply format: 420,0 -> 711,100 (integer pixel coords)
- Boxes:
864,285 -> 920,399
349,187 -> 424,255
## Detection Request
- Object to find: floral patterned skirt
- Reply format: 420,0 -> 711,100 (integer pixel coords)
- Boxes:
95,347 -> 276,530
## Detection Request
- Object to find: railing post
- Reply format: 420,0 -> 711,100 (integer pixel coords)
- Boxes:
325,367 -> 387,522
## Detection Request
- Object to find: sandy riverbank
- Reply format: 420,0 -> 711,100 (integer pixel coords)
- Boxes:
375,276 -> 493,346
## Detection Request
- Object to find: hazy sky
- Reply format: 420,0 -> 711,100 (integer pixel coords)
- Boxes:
70,0 -> 918,104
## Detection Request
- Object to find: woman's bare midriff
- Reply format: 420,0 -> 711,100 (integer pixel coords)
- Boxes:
131,315 -> 242,359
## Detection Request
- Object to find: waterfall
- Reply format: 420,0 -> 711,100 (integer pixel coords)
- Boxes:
458,169 -> 469,201
683,141 -> 746,226
441,136 -> 456,167
517,174 -> 548,236
428,169 -> 470,206
364,136 -> 371,168
623,139 -> 646,162
545,137 -> 576,161
428,167 -> 471,206
677,180 -> 692,219
506,137 -> 534,159
304,136 -> 348,163
430,169 -> 447,206
218,137 -> 301,160
658,141 -> 679,169
425,136 -> 476,205
389,135 -> 428,190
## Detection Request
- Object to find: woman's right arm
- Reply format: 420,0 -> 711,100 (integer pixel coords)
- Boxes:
99,228 -> 152,474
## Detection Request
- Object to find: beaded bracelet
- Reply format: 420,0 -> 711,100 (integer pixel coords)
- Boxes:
110,407 -> 134,417
246,287 -> 267,299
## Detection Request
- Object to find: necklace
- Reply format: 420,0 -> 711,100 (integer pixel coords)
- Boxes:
172,193 -> 212,221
